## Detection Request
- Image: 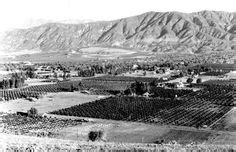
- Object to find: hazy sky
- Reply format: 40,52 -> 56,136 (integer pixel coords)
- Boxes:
0,0 -> 235,32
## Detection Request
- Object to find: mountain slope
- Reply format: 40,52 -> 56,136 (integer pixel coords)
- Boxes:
2,11 -> 236,54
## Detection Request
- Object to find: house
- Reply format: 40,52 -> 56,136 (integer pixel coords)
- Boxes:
143,92 -> 151,97
162,77 -> 168,81
70,71 -> 78,77
167,82 -> 184,88
157,83 -> 165,87
175,81 -> 184,88
132,64 -> 139,70
193,74 -> 199,78
54,70 -> 64,77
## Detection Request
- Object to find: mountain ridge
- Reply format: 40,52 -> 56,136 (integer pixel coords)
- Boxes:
2,11 -> 236,54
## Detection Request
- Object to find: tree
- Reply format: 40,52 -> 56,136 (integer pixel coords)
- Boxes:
0,81 -> 3,89
25,67 -> 35,78
162,69 -> 166,73
20,76 -> 25,85
194,69 -> 200,75
15,78 -> 20,88
124,88 -> 132,95
130,81 -> 147,96
2,79 -> 6,89
186,78 -> 193,84
130,81 -> 138,95
3,78 -> 10,89
143,71 -> 146,76
63,71 -> 66,79
27,107 -> 38,117
187,69 -> 193,75
53,71 -> 58,79
70,84 -> 75,92
196,78 -> 202,84
9,78 -> 14,88
149,79 -> 159,87
88,130 -> 104,141
179,72 -> 184,77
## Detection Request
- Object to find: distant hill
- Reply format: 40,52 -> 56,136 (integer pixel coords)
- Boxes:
2,11 -> 236,54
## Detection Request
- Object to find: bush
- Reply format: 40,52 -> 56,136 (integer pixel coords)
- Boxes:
186,78 -> 193,84
88,130 -> 104,141
196,78 -> 202,84
27,107 -> 38,117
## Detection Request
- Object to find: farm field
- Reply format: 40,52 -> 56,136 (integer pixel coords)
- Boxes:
2,111 -> 236,145
200,64 -> 235,71
1,113 -> 86,137
84,75 -> 174,83
55,118 -> 216,144
208,132 -> 236,145
51,84 -> 234,128
202,79 -> 236,85
166,76 -> 221,84
27,114 -> 236,145
1,133 -> 235,151
0,80 -> 83,101
211,107 -> 236,132
81,79 -> 130,91
0,92 -> 101,113
0,79 -> 130,101
51,95 -> 233,129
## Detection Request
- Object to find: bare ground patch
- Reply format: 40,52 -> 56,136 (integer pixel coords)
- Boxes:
0,92 -> 102,113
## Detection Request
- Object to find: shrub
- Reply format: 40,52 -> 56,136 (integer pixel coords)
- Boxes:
196,78 -> 202,84
186,78 -> 193,84
88,130 -> 104,141
27,107 -> 38,117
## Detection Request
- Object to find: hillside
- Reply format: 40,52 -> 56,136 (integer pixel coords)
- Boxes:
0,133 -> 235,151
2,11 -> 236,54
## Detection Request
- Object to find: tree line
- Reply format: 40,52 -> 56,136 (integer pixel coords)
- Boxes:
124,80 -> 193,99
0,73 -> 26,89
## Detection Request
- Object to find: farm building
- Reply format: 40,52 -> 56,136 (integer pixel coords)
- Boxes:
174,81 -> 185,88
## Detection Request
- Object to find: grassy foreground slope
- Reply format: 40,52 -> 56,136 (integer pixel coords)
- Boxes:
0,133 -> 235,151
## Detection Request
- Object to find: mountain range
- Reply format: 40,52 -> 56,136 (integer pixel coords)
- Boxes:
2,11 -> 236,54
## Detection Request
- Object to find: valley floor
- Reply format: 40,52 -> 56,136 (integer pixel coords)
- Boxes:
1,91 -> 236,145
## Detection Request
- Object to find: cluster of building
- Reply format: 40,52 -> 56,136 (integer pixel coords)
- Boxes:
34,65 -> 78,79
